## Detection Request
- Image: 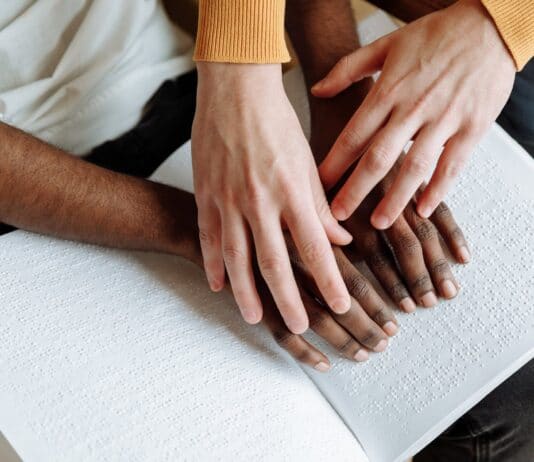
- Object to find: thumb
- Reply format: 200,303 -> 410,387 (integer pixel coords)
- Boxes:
311,36 -> 390,98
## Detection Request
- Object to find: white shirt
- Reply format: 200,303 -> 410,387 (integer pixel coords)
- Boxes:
0,0 -> 195,154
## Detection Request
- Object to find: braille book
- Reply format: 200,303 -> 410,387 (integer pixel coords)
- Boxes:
1,12 -> 533,462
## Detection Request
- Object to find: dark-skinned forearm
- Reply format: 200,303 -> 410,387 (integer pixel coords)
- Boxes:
286,0 -> 359,89
0,123 -> 201,265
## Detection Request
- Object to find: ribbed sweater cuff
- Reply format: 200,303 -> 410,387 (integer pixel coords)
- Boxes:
194,0 -> 291,64
481,0 -> 534,70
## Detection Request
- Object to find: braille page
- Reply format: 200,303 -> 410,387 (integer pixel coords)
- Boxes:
0,234 -> 367,462
304,127 -> 534,462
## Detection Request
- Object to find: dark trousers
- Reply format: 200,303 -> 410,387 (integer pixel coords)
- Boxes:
1,65 -> 532,461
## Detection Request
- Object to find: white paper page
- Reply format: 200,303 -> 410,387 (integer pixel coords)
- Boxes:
306,125 -> 534,462
0,233 -> 366,462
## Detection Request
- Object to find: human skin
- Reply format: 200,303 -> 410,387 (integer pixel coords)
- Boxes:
312,0 -> 516,230
286,0 -> 470,311
0,121 -> 398,369
192,62 -> 353,335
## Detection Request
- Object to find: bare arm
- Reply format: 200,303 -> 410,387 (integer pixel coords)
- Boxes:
0,122 -> 201,264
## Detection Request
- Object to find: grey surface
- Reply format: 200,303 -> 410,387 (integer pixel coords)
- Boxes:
0,432 -> 21,462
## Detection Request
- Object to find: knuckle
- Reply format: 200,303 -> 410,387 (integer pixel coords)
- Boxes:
301,240 -> 328,265
371,306 -> 391,326
367,250 -> 390,270
338,129 -> 364,152
273,329 -> 297,349
441,160 -> 464,179
346,273 -> 370,300
365,145 -> 392,174
414,220 -> 437,242
360,328 -> 383,347
309,311 -> 331,332
433,202 -> 451,218
405,156 -> 431,176
223,245 -> 246,264
387,281 -> 410,302
395,232 -> 422,256
410,274 -> 432,292
430,258 -> 450,276
449,226 -> 466,242
335,336 -> 357,355
259,256 -> 286,282
199,228 -> 216,247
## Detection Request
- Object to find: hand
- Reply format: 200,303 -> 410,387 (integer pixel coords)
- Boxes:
309,79 -> 469,312
162,189 -> 397,370
263,238 -> 399,371
312,0 -> 516,228
344,160 -> 470,311
192,62 -> 353,334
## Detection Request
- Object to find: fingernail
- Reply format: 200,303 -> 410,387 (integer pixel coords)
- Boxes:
314,361 -> 330,372
374,339 -> 388,352
418,205 -> 432,218
332,203 -> 349,221
458,246 -> 471,264
208,278 -> 223,292
383,321 -> 398,337
440,280 -> 458,299
288,317 -> 309,335
354,349 -> 369,362
331,297 -> 351,314
420,291 -> 438,307
372,214 -> 390,230
338,226 -> 354,243
311,81 -> 325,93
400,297 -> 417,313
242,308 -> 261,325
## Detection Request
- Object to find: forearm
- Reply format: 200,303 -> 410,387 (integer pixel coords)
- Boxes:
286,0 -> 371,164
0,123 -> 201,265
285,0 -> 359,88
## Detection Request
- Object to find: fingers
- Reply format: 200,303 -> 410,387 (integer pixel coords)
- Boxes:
197,202 -> 225,292
371,126 -> 444,229
318,90 -> 392,191
303,290 -> 368,362
311,36 -> 391,98
250,215 -> 309,335
262,297 -> 330,372
221,210 -> 263,324
333,247 -> 398,338
429,202 -> 471,264
329,122 -> 416,221
403,206 -> 459,300
309,170 -> 353,246
385,216 -> 438,308
285,200 -> 351,316
352,230 -> 416,313
416,131 -> 477,218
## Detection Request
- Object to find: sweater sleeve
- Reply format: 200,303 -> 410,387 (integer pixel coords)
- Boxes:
481,0 -> 534,70
194,0 -> 291,64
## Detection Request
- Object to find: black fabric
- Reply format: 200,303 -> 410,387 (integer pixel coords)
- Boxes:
84,70 -> 197,177
498,58 -> 534,156
415,359 -> 534,462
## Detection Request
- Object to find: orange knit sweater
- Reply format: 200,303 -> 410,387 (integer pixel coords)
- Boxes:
193,0 -> 534,70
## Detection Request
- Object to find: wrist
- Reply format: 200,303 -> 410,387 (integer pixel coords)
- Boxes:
197,62 -> 283,93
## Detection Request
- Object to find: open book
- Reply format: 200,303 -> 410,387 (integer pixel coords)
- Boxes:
1,11 -> 533,462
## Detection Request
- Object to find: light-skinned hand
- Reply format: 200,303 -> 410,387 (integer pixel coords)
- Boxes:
192,62 -> 353,334
312,0 -> 516,229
